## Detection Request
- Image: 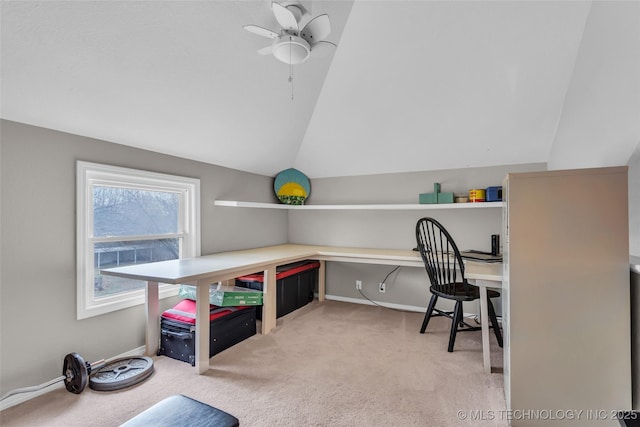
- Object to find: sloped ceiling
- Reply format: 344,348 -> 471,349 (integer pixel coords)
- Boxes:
1,1 -> 639,178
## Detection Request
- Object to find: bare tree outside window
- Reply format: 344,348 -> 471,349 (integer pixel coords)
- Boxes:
77,161 -> 200,319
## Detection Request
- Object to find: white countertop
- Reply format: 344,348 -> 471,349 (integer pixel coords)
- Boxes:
101,243 -> 503,283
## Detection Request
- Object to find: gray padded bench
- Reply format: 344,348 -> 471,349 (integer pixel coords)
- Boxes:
121,395 -> 239,427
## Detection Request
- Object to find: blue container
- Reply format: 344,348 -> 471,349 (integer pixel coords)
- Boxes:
486,186 -> 503,202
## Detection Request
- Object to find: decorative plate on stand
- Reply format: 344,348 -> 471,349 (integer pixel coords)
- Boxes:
274,168 -> 311,205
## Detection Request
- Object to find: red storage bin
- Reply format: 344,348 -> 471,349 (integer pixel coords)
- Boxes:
159,299 -> 256,365
236,260 -> 320,319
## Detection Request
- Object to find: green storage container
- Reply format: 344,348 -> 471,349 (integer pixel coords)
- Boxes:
419,182 -> 454,204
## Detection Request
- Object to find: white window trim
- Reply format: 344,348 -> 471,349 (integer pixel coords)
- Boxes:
77,161 -> 201,320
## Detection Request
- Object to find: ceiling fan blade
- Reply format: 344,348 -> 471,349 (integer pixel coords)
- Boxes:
272,2 -> 299,31
257,45 -> 273,56
243,25 -> 279,39
310,40 -> 336,58
301,14 -> 331,44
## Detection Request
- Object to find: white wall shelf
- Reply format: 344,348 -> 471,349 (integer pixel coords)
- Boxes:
214,200 -> 504,210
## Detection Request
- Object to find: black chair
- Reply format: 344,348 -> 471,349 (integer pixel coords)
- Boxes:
415,217 -> 503,352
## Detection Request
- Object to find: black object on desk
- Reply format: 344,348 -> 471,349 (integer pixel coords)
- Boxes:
460,250 -> 502,263
491,234 -> 500,256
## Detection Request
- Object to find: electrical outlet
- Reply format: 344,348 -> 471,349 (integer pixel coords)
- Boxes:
356,280 -> 362,290
379,282 -> 386,293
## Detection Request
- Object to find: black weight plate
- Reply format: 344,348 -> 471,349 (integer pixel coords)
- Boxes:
63,353 -> 88,394
89,356 -> 154,392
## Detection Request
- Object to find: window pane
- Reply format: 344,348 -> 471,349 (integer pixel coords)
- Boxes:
94,239 -> 180,298
95,276 -> 147,298
93,186 -> 179,237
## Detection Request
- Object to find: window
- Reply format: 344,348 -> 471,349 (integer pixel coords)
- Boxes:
77,161 -> 200,319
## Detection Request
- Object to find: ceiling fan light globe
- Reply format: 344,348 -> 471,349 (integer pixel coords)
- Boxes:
272,36 -> 310,64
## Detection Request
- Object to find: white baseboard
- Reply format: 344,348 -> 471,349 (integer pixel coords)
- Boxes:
0,346 -> 146,411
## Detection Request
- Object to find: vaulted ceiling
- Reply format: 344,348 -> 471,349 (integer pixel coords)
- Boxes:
2,1 -> 639,178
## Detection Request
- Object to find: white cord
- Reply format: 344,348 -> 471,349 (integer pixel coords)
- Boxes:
0,375 -> 66,401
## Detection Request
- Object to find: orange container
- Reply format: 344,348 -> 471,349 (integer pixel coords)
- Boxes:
468,189 -> 486,202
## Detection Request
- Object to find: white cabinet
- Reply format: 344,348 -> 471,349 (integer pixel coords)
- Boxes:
502,167 -> 631,426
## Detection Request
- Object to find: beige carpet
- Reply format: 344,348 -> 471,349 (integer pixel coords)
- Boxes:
0,300 -> 507,426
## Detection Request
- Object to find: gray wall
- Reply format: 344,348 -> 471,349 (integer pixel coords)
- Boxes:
0,120 -> 288,393
292,163 -> 546,310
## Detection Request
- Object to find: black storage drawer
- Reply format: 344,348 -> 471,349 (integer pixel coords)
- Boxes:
235,260 -> 319,319
159,301 -> 256,366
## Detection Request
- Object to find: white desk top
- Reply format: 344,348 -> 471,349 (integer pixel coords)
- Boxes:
101,243 -> 503,283
101,244 -> 319,283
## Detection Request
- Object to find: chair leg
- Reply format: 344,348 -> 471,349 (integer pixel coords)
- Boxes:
487,299 -> 503,348
448,301 -> 462,352
420,294 -> 438,333
457,302 -> 465,328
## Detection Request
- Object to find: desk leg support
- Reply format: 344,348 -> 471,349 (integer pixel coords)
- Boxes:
318,260 -> 326,302
145,281 -> 160,357
478,282 -> 491,374
195,279 -> 211,374
261,266 -> 277,335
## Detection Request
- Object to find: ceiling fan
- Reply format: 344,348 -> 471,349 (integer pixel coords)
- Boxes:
244,1 -> 336,65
